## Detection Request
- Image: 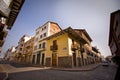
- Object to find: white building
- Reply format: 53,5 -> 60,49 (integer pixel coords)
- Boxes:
4,46 -> 16,60
32,21 -> 62,64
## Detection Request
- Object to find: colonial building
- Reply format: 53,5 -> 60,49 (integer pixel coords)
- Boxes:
74,29 -> 93,65
0,0 -> 25,51
108,10 -> 120,80
7,46 -> 16,61
32,21 -> 62,64
3,46 -> 16,60
16,35 -> 32,62
109,10 -> 120,62
45,27 -> 100,67
23,37 -> 34,63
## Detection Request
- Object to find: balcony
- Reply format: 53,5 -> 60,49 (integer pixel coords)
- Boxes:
39,47 -> 45,51
50,45 -> 58,51
71,44 -> 78,51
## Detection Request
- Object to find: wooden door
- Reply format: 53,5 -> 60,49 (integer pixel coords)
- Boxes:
52,53 -> 57,66
73,53 -> 76,67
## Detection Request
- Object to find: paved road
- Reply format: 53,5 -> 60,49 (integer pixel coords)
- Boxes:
0,61 -> 117,80
7,65 -> 117,80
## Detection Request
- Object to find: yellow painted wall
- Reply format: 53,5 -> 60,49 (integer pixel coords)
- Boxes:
68,37 -> 72,56
46,33 -> 70,57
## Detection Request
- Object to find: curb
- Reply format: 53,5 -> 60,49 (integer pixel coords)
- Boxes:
51,64 -> 101,72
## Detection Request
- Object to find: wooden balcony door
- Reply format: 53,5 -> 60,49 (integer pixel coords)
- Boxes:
52,53 -> 57,67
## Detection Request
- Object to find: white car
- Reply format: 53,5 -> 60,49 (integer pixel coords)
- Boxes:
102,61 -> 109,66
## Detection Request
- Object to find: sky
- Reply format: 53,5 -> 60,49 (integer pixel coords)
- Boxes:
0,0 -> 120,58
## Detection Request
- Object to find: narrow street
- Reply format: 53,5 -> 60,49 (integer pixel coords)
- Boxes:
0,61 -> 116,80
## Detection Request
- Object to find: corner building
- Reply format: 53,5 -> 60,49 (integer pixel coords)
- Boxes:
45,27 -> 89,67
32,21 -> 62,65
45,27 -> 101,68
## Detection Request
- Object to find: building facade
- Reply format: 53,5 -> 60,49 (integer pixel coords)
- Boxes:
8,46 -> 16,61
32,21 -> 62,65
23,37 -> 34,63
108,10 -> 120,80
45,27 -> 100,67
3,46 -> 16,60
109,10 -> 120,63
16,35 -> 32,62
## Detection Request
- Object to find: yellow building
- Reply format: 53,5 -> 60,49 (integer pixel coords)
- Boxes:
45,27 -> 101,68
45,27 -> 88,67
23,37 -> 34,63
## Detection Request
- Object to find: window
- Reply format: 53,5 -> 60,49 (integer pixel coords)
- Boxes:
44,33 -> 46,37
20,48 -> 22,51
26,46 -> 30,49
34,46 -> 37,50
44,26 -> 46,29
42,28 -> 44,31
21,44 -> 23,46
42,42 -> 46,48
39,44 -> 41,49
36,31 -> 39,35
53,40 -> 57,45
40,35 -> 42,39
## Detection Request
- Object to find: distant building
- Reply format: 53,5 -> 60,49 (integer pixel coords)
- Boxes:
16,35 -> 32,62
108,10 -> 120,63
23,37 -> 34,63
8,46 -> 16,61
4,46 -> 16,60
0,0 -> 25,51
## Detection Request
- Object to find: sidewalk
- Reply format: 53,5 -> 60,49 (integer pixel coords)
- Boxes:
0,65 -> 8,80
51,63 -> 101,72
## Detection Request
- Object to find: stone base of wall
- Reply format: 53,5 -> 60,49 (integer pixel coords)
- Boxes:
77,57 -> 82,67
45,58 -> 51,67
58,56 -> 72,68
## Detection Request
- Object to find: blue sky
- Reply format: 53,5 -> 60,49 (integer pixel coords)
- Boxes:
0,0 -> 120,57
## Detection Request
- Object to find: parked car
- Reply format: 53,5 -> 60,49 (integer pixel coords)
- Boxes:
102,61 -> 109,67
